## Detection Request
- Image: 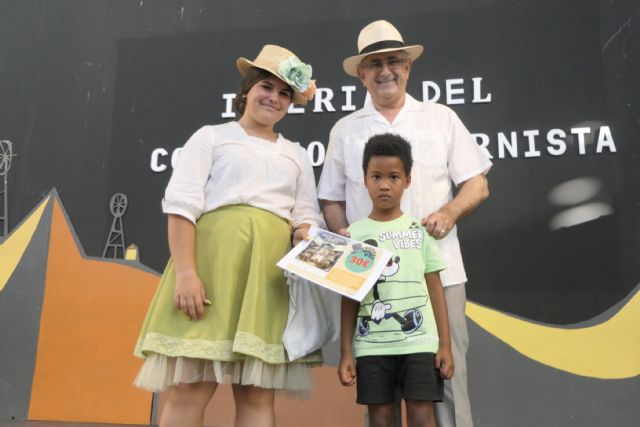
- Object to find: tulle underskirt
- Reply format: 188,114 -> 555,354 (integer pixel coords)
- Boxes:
134,353 -> 313,398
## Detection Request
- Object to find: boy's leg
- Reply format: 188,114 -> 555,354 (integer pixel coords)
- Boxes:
358,356 -> 398,427
400,353 -> 443,427
435,283 -> 473,427
406,400 -> 435,427
369,393 -> 402,427
369,403 -> 397,427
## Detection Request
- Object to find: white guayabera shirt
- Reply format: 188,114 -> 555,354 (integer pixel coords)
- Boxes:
318,94 -> 492,287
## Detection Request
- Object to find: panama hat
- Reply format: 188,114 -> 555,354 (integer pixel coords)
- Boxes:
237,44 -> 316,105
343,20 -> 423,77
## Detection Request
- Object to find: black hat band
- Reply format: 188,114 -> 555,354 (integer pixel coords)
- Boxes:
359,40 -> 405,55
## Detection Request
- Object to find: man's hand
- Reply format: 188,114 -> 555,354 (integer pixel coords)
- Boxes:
423,174 -> 489,240
321,200 -> 349,237
423,205 -> 458,240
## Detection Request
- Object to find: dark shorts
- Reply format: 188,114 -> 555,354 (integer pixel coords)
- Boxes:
355,353 -> 444,405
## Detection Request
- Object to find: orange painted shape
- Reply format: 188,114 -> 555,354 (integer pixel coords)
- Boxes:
272,366 -> 365,427
28,198 -> 158,424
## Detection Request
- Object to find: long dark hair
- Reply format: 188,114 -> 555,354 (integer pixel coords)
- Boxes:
234,67 -> 292,116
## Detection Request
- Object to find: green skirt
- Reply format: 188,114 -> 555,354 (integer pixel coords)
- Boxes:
134,205 -> 320,393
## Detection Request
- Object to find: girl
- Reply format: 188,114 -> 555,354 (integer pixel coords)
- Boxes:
134,45 -> 320,427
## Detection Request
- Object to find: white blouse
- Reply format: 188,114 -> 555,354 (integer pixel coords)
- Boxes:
162,121 -> 322,228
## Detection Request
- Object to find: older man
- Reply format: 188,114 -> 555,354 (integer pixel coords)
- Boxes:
318,20 -> 492,427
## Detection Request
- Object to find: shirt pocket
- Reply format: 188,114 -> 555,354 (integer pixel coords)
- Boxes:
410,130 -> 448,176
344,137 -> 368,185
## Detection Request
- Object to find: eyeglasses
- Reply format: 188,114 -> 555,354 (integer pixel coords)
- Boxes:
358,57 -> 407,72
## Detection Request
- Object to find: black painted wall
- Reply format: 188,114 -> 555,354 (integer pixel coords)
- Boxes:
1,0 -> 639,325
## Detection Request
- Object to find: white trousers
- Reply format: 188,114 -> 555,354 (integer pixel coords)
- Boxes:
435,283 -> 473,427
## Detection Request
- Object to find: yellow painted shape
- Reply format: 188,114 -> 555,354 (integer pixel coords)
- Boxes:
466,292 -> 640,379
0,195 -> 50,291
125,244 -> 138,261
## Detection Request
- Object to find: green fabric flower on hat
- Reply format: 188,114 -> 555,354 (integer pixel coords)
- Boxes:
277,57 -> 312,92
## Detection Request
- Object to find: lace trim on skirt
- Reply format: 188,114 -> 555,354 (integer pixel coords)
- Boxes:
135,331 -> 285,363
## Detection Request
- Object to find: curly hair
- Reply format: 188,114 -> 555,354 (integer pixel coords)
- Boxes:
362,133 -> 413,176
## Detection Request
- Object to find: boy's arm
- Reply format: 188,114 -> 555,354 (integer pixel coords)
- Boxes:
338,296 -> 359,386
425,271 -> 454,379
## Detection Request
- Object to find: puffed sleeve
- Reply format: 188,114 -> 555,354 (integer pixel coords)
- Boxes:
317,122 -> 346,201
290,146 -> 323,228
161,126 -> 214,224
446,109 -> 492,186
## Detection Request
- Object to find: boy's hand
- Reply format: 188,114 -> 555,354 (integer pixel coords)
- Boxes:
337,228 -> 351,238
338,355 -> 357,386
435,345 -> 455,379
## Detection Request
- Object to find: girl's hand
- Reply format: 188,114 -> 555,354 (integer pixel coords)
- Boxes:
292,223 -> 312,246
173,270 -> 207,321
338,355 -> 357,386
435,345 -> 455,379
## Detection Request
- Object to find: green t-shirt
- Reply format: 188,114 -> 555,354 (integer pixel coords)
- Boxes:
347,214 -> 446,358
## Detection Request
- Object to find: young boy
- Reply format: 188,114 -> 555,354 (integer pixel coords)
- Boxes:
338,133 -> 454,427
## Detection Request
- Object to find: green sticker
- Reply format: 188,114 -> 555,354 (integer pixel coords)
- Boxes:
345,248 -> 375,273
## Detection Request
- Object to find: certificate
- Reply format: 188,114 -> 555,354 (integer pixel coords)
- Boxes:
277,226 -> 392,301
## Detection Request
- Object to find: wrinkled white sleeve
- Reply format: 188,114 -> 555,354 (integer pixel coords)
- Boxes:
446,109 -> 493,186
317,123 -> 346,201
291,146 -> 322,228
161,126 -> 214,224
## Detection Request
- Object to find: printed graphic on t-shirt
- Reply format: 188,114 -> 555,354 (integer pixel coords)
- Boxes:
356,221 -> 429,344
